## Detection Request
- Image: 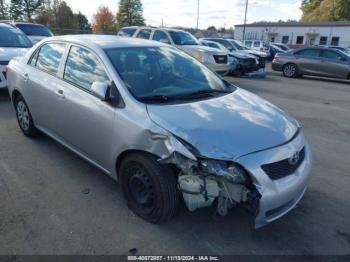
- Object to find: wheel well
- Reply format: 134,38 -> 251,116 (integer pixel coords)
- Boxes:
115,150 -> 180,180
11,90 -> 21,107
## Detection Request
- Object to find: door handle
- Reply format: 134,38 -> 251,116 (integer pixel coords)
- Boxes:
23,73 -> 29,81
56,90 -> 65,99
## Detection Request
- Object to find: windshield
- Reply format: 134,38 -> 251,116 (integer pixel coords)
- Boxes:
16,24 -> 53,37
230,40 -> 249,51
0,27 -> 32,48
105,47 -> 234,103
168,31 -> 199,46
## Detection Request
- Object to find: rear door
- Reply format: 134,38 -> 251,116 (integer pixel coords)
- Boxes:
55,45 -> 116,170
319,50 -> 349,79
23,42 -> 67,132
294,49 -> 321,75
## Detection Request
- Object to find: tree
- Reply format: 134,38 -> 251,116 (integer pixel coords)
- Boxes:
0,0 -> 9,19
301,0 -> 350,21
207,26 -> 217,32
92,5 -> 116,34
10,0 -> 44,21
116,0 -> 145,29
74,12 -> 90,31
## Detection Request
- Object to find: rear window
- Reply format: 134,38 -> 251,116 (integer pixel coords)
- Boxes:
0,26 -> 32,48
16,24 -> 53,37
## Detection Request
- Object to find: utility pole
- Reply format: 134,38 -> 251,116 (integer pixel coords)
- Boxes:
243,0 -> 249,40
196,0 -> 200,29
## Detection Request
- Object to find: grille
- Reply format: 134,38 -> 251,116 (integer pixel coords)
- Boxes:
213,55 -> 228,64
261,147 -> 305,180
243,58 -> 256,66
0,61 -> 9,65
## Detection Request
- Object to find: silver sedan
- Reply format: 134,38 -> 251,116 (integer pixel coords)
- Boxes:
7,35 -> 312,228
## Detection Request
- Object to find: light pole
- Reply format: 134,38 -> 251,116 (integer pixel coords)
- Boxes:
243,0 -> 249,40
196,0 -> 200,29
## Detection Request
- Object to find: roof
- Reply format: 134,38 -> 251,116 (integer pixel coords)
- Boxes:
235,21 -> 350,28
0,22 -> 16,28
44,34 -> 167,49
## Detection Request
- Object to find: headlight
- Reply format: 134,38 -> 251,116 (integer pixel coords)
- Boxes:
199,159 -> 248,184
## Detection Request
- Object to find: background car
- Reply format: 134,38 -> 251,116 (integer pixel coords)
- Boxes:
119,26 -> 232,76
243,40 -> 270,54
202,38 -> 265,72
12,22 -> 54,45
271,43 -> 291,51
229,39 -> 269,59
200,39 -> 259,76
268,44 -> 286,60
272,47 -> 350,79
0,22 -> 32,89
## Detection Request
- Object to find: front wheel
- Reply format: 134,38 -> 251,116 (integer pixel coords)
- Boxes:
119,153 -> 180,224
14,95 -> 38,137
283,63 -> 298,78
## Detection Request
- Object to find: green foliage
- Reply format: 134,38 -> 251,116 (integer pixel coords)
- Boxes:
10,0 -> 44,21
0,0 -> 9,19
74,11 -> 90,31
301,0 -> 350,21
116,0 -> 145,29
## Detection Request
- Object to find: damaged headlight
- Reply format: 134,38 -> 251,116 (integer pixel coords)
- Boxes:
200,160 -> 248,184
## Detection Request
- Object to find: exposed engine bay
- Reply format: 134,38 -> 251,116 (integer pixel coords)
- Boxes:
160,152 -> 261,218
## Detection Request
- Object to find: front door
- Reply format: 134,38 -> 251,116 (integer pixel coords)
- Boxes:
56,45 -> 116,170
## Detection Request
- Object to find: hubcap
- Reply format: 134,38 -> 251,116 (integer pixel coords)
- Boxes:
128,167 -> 155,207
17,101 -> 30,131
284,65 -> 296,77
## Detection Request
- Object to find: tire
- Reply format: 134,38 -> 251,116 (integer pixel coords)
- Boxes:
119,153 -> 180,224
283,63 -> 298,78
14,95 -> 38,137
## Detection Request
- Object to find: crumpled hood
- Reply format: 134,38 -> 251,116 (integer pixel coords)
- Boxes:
178,45 -> 228,56
0,47 -> 29,62
147,88 -> 298,160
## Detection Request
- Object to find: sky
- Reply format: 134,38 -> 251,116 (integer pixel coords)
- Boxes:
65,0 -> 303,29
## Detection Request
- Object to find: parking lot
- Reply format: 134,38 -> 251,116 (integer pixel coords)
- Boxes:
0,67 -> 349,255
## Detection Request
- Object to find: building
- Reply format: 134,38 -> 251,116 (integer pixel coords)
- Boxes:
234,21 -> 350,48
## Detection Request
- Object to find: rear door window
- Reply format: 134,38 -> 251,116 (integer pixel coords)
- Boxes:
244,41 -> 252,48
64,46 -> 109,90
295,49 -> 320,58
119,28 -> 137,37
253,41 -> 260,48
320,50 -> 343,61
34,43 -> 66,75
152,30 -> 171,44
136,29 -> 152,39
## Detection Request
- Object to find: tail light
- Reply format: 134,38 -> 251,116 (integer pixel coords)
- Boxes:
273,54 -> 280,62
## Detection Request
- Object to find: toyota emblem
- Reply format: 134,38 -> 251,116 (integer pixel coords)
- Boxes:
288,151 -> 300,165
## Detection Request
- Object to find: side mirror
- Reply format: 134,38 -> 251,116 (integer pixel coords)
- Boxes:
339,57 -> 347,62
91,81 -> 109,101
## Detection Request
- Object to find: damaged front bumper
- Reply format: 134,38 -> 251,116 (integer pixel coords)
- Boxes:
236,130 -> 312,228
160,129 -> 312,229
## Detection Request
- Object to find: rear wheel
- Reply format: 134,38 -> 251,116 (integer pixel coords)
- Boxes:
14,95 -> 38,137
283,63 -> 298,78
119,153 -> 180,224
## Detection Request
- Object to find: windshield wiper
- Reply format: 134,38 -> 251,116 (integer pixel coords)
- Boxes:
176,89 -> 232,99
138,95 -> 174,103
